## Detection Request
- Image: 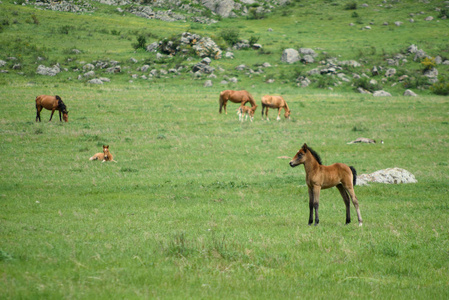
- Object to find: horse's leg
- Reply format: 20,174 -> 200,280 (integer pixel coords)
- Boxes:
266,107 -> 270,121
308,188 -> 314,225
36,106 -> 42,122
347,187 -> 363,226
312,186 -> 321,225
224,100 -> 228,115
277,108 -> 281,121
337,184 -> 351,224
49,109 -> 55,121
58,110 -> 62,122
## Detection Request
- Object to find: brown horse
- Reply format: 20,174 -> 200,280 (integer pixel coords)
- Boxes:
219,90 -> 257,114
35,95 -> 69,122
236,105 -> 256,122
89,145 -> 117,163
261,95 -> 290,121
289,143 -> 362,226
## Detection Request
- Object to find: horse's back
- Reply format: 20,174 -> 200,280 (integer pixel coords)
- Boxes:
36,95 -> 57,109
262,95 -> 283,107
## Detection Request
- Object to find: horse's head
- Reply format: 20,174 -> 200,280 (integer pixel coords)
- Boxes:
289,143 -> 308,167
62,111 -> 68,122
284,109 -> 291,119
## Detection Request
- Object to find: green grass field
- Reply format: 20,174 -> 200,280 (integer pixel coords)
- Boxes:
1,0 -> 449,298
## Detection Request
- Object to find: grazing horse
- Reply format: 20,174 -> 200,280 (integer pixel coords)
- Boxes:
261,95 -> 291,121
219,90 -> 257,114
289,143 -> 362,226
89,145 -> 117,163
35,95 -> 69,122
236,105 -> 256,122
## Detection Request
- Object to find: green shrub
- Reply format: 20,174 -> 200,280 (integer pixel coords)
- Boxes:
219,28 -> 240,47
438,8 -> 448,19
421,57 -> 436,71
132,35 -> 147,50
247,7 -> 266,20
249,35 -> 259,46
344,2 -> 357,10
59,25 -> 71,34
431,76 -> 449,95
31,14 -> 39,25
354,77 -> 382,92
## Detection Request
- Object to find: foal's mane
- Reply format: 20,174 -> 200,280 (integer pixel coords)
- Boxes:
307,146 -> 323,165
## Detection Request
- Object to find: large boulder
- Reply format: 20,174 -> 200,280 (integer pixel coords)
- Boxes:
357,168 -> 417,185
281,48 -> 300,64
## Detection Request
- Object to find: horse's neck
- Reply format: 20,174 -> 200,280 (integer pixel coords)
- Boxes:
283,101 -> 289,111
303,153 -> 320,174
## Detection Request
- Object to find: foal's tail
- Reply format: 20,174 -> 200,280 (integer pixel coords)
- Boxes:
350,166 -> 357,186
219,93 -> 224,113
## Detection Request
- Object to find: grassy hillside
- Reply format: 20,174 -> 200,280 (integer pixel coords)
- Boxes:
0,0 -> 448,93
1,0 -> 449,299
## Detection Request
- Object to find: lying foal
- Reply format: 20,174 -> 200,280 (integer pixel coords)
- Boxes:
89,145 -> 117,163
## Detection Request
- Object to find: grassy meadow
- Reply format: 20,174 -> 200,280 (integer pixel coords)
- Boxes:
1,0 -> 449,299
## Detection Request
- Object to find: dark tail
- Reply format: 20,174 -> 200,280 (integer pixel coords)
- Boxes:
350,166 -> 357,186
219,93 -> 223,113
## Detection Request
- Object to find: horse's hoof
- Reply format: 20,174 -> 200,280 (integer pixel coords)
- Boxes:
359,223 -> 363,227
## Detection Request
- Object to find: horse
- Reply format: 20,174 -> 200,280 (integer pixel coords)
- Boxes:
261,95 -> 291,121
289,143 -> 362,226
35,95 -> 69,122
236,105 -> 256,122
89,145 -> 117,163
219,90 -> 257,114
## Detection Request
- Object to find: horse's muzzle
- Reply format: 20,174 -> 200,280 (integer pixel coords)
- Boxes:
289,161 -> 297,168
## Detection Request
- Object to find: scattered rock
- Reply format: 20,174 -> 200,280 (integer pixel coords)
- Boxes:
88,79 -> 103,84
403,89 -> 418,96
36,64 -> 61,76
373,90 -> 392,97
83,71 -> 95,78
385,68 -> 396,77
281,48 -> 300,64
357,168 -> 417,185
203,80 -> 213,87
347,137 -> 377,144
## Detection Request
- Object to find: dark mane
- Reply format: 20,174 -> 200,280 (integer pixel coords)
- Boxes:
57,98 -> 67,113
307,146 -> 322,165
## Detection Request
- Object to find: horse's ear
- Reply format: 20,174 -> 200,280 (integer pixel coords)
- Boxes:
302,143 -> 308,152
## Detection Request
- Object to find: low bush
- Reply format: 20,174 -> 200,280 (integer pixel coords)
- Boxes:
219,28 -> 240,47
344,2 -> 357,10
353,76 -> 382,92
421,57 -> 436,71
431,76 -> 449,95
132,35 -> 147,50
